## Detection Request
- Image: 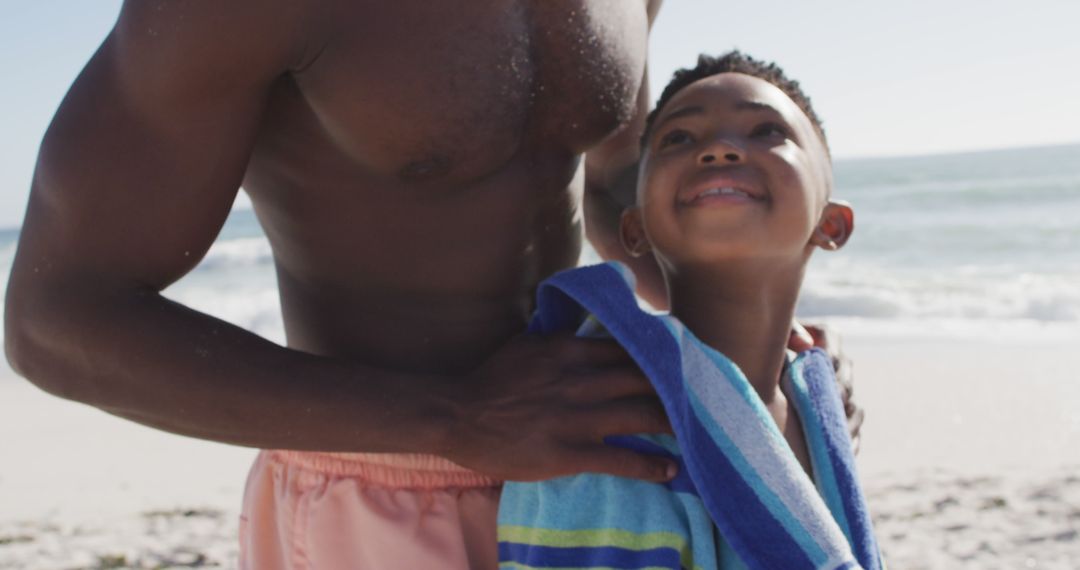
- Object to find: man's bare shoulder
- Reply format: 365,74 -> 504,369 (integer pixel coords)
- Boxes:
110,0 -> 322,89
24,0 -> 335,295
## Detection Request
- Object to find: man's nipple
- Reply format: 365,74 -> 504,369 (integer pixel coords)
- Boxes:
398,156 -> 453,181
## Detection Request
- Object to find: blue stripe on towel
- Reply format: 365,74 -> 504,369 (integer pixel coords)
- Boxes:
683,338 -> 853,564
785,353 -> 853,544
682,386 -> 827,568
799,354 -> 882,569
499,542 -> 685,569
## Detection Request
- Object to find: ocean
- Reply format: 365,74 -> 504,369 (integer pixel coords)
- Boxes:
1,143 -> 1078,348
800,143 -> 1080,339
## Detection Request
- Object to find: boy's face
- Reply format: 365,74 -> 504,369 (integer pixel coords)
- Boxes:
628,72 -> 842,270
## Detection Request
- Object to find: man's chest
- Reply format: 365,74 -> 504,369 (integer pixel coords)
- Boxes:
279,0 -> 650,183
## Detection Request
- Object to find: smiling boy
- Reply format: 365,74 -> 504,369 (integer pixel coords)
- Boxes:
497,52 -> 875,569
625,53 -> 850,475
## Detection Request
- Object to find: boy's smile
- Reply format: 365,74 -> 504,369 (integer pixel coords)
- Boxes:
677,170 -> 767,207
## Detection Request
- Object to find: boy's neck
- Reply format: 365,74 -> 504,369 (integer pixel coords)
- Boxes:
665,260 -> 806,404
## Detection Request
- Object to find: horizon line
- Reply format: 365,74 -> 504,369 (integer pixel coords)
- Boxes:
833,139 -> 1080,162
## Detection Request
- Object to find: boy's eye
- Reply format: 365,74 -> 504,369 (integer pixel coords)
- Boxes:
658,130 -> 693,149
751,122 -> 789,138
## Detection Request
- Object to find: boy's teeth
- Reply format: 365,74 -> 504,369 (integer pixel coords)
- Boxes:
700,187 -> 748,198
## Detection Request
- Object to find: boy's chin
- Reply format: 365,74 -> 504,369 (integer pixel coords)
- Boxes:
659,241 -> 807,269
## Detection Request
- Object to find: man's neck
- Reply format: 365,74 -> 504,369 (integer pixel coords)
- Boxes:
664,259 -> 806,404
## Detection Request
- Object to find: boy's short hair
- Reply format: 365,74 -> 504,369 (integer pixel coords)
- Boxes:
641,51 -> 828,154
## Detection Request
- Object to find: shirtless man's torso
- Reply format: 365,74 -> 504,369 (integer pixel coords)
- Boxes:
6,0 -> 674,483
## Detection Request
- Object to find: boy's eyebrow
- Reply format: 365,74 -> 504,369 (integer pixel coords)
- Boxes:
734,100 -> 781,113
653,105 -> 706,131
654,100 -> 783,134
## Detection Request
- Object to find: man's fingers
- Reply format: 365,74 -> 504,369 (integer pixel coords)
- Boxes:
804,323 -> 834,350
788,321 -> 815,352
551,335 -> 633,367
569,445 -> 677,482
847,407 -> 865,455
587,396 -> 672,437
847,406 -> 865,435
836,355 -> 854,392
564,365 -> 654,401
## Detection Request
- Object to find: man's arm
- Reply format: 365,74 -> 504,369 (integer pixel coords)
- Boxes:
583,0 -> 668,308
3,0 -> 674,482
4,0 -> 406,450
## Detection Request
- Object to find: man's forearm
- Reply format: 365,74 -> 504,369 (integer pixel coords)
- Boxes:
5,282 -> 458,454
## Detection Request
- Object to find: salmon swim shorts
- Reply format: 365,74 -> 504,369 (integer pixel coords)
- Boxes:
239,450 -> 503,570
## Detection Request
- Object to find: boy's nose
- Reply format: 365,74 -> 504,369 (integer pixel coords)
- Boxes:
698,139 -> 745,165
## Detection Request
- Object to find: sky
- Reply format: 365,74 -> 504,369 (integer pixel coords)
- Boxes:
1,0 -> 1078,228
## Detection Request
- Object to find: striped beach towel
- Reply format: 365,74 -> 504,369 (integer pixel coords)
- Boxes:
498,262 -> 882,570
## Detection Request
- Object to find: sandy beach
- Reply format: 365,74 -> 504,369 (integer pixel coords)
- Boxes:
2,332 -> 1078,569
0,367 -> 254,569
845,334 -> 1080,569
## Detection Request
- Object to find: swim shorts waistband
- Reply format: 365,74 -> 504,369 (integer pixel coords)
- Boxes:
267,450 -> 503,490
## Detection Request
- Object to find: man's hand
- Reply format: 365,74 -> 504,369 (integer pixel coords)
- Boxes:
446,334 -> 676,483
789,322 -> 863,454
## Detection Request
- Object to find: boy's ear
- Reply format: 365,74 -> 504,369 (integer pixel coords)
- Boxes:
619,207 -> 652,257
811,200 -> 855,251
